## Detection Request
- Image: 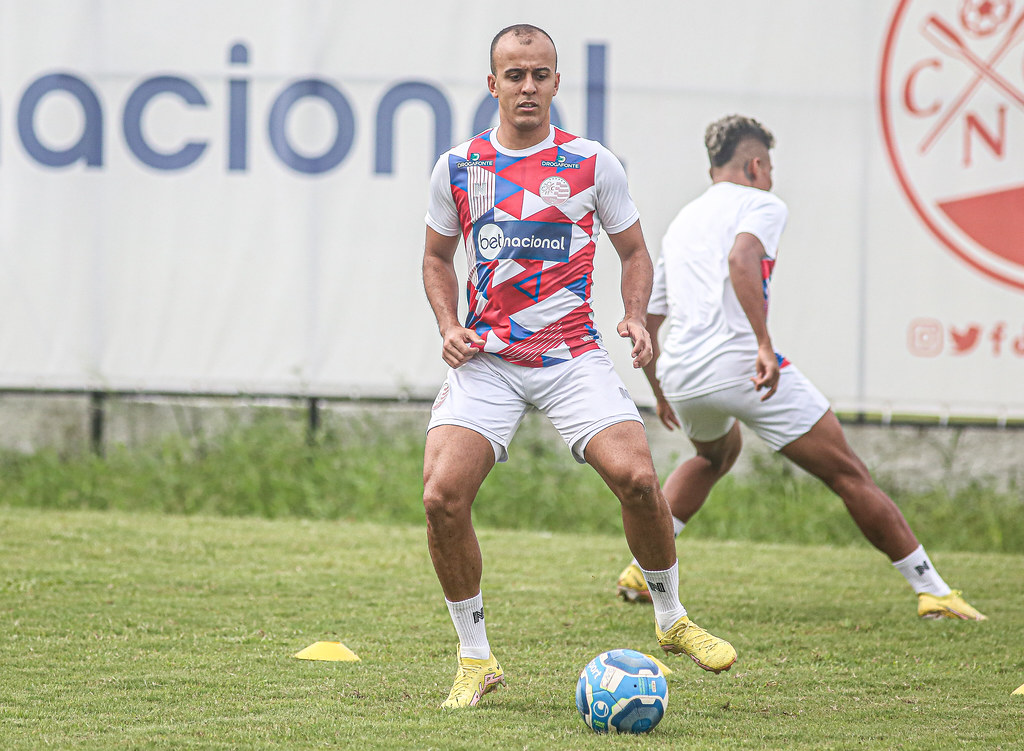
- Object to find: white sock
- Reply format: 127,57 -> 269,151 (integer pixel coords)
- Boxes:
639,561 -> 688,632
892,545 -> 952,596
631,517 -> 686,567
445,593 -> 490,660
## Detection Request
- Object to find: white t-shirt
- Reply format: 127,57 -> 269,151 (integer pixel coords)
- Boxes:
650,181 -> 788,399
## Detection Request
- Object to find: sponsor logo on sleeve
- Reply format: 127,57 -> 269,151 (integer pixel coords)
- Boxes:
457,152 -> 495,168
541,154 -> 580,169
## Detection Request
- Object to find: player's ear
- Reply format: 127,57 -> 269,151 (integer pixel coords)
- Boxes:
553,71 -> 560,95
487,74 -> 498,98
742,158 -> 756,183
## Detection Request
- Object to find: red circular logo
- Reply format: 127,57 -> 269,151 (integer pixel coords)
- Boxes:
880,0 -> 1024,290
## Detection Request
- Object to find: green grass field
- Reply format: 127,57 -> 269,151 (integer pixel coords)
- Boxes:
2,507 -> 1022,750
2,409 -> 1022,554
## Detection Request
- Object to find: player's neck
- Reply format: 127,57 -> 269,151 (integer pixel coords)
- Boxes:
494,121 -> 552,151
712,174 -> 755,189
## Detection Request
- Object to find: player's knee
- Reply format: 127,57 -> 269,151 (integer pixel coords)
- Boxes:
422,483 -> 470,526
709,448 -> 739,476
614,466 -> 662,508
695,424 -> 741,477
826,462 -> 874,500
697,445 -> 739,477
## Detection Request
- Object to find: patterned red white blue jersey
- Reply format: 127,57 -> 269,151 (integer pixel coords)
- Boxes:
426,126 -> 640,367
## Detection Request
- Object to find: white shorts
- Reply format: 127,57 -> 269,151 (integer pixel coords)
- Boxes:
427,349 -> 643,464
668,364 -> 830,451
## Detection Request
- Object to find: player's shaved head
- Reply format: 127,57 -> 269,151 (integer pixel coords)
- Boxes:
489,24 -> 558,74
704,114 -> 775,168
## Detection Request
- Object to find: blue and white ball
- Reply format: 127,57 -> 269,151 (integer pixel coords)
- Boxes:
575,649 -> 668,733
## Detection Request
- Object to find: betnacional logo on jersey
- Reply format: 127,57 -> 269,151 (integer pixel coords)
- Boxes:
457,152 -> 495,168
539,176 -> 572,206
473,220 -> 572,262
880,0 -> 1024,291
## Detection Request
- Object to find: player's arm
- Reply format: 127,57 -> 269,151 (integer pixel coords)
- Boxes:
607,219 -> 654,369
422,226 -> 484,368
640,314 -> 681,430
728,232 -> 779,400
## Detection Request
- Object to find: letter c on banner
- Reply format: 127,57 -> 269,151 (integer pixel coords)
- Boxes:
123,76 -> 209,170
902,58 -> 941,117
268,79 -> 355,174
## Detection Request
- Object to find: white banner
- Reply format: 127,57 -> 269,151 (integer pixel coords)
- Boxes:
1,0 -> 1022,420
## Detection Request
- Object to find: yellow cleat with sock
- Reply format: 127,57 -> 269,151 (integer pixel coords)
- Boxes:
616,562 -> 652,603
441,650 -> 506,708
918,590 -> 987,620
656,615 -> 737,673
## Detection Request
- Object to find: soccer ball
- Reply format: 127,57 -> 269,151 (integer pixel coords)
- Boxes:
575,649 -> 668,733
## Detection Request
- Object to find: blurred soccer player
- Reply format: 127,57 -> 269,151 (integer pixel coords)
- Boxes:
615,114 -> 986,623
422,24 -> 737,709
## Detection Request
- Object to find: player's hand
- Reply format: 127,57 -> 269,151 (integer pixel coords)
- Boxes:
656,395 -> 681,431
617,317 -> 652,368
751,343 -> 780,401
441,326 -> 485,368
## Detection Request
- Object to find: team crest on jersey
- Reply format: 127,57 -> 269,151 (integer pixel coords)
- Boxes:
539,176 -> 571,206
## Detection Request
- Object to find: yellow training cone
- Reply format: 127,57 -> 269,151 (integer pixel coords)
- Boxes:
1013,683 -> 1024,695
294,641 -> 360,661
644,654 -> 673,676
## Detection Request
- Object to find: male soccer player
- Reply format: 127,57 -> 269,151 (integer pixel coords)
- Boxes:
422,25 -> 737,709
615,114 -> 985,622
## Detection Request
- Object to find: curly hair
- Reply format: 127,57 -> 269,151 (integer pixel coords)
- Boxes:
704,115 -> 775,168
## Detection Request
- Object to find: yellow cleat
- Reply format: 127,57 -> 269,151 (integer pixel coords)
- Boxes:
656,616 -> 737,674
616,562 -> 651,604
440,650 -> 506,708
918,590 -> 987,621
